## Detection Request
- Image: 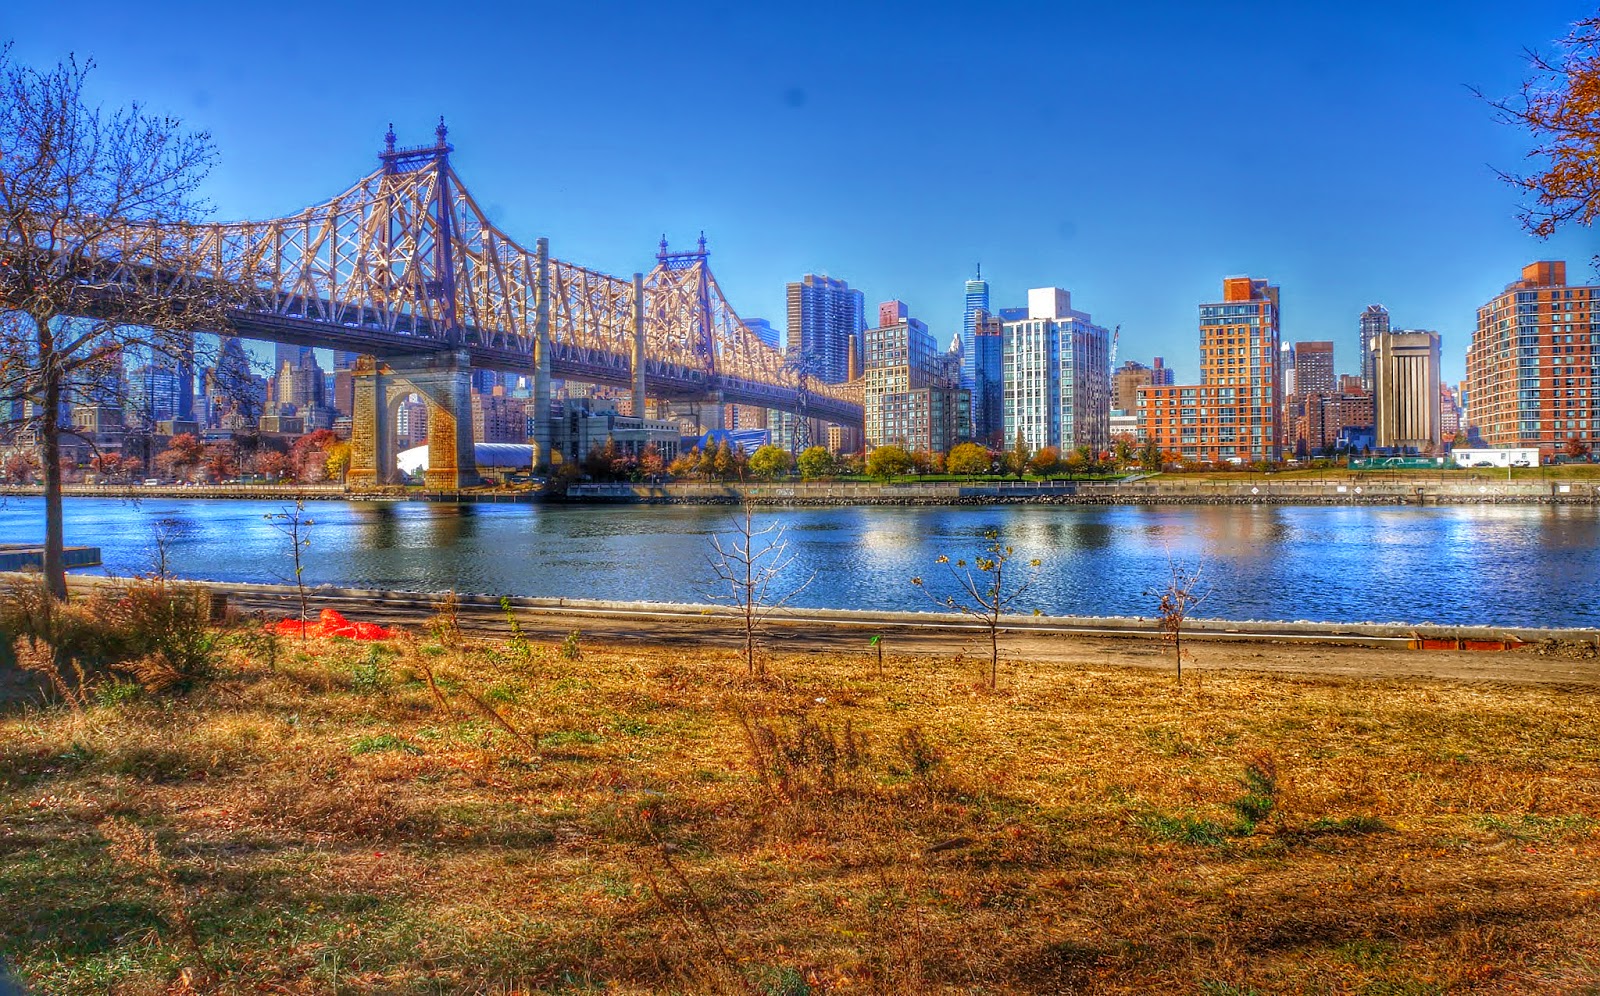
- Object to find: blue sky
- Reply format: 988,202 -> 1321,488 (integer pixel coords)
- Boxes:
6,0 -> 1597,385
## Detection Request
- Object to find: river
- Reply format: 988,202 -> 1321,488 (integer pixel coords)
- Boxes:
1,497 -> 1593,627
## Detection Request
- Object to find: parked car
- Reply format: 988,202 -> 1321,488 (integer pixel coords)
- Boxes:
1512,459 -> 1532,467
1472,462 -> 1493,468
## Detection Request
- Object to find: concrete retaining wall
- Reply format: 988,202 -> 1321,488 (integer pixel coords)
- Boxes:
51,575 -> 1596,650
563,479 -> 1600,506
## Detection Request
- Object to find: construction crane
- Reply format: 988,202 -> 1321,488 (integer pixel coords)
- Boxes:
1109,324 -> 1121,367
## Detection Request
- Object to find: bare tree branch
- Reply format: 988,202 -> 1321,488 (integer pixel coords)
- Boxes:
0,43 -> 249,598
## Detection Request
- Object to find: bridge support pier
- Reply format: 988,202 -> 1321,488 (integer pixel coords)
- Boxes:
530,237 -> 553,471
706,390 -> 726,432
348,356 -> 393,489
346,351 -> 479,491
631,272 -> 646,419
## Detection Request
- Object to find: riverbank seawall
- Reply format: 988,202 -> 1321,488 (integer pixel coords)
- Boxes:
0,484 -> 532,503
44,574 -> 1600,651
8,477 -> 1599,506
560,478 -> 1600,506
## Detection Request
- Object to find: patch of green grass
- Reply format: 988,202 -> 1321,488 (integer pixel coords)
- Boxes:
540,730 -> 602,747
1141,726 -> 1195,758
1336,938 -> 1399,968
350,733 -> 421,756
1136,812 -> 1232,847
1358,980 -> 1443,996
92,681 -> 143,708
1476,813 -> 1597,842
611,716 -> 654,736
484,681 -> 521,705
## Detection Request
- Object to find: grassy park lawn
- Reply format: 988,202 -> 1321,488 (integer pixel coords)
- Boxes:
2,627 -> 1599,994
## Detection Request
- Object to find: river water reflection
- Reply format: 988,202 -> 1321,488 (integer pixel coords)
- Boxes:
1,497 -> 1594,627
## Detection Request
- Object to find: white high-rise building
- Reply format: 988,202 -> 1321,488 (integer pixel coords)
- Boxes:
1002,288 -> 1112,454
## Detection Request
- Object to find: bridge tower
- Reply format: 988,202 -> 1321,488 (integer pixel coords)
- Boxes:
349,121 -> 479,489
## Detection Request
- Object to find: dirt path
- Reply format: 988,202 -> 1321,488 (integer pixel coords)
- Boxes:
210,586 -> 1600,688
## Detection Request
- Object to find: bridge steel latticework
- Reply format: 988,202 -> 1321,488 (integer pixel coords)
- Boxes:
9,120 -> 861,488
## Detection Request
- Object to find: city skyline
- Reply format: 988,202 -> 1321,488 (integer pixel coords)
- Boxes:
5,1 -> 1595,388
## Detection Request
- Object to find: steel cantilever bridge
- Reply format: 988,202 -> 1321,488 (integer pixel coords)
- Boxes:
36,119 -> 863,487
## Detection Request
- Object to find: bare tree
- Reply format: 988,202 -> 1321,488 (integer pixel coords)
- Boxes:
0,46 -> 243,599
702,502 -> 812,677
1475,16 -> 1600,251
911,529 -> 1042,690
1146,554 -> 1209,685
265,500 -> 314,641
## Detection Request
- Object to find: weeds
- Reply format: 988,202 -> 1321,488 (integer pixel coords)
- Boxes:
1,575 -> 219,701
560,628 -> 582,661
348,644 -> 390,694
430,590 -> 463,648
229,622 -> 282,671
1227,754 -> 1279,830
98,818 -> 206,974
894,725 -> 944,790
500,596 -> 531,659
737,709 -> 869,801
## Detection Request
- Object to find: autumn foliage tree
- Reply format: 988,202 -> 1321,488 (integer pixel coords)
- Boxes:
748,444 -> 793,480
865,444 -> 913,481
1479,15 -> 1600,252
946,442 -> 992,478
1028,446 -> 1061,476
154,432 -> 205,481
796,445 -> 835,480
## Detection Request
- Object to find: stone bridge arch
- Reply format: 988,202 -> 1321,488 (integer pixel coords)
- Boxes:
347,351 -> 478,489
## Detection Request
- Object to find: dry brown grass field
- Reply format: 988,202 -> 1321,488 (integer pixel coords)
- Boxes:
3,622 -> 1599,995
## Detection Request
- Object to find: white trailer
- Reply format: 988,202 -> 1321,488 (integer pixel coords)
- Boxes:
1451,447 -> 1541,469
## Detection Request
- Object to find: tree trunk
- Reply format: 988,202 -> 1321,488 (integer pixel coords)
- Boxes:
40,361 -> 67,600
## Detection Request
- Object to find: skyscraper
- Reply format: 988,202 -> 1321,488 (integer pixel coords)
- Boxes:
1002,288 -> 1112,454
1358,305 -> 1390,392
786,275 -> 865,384
863,301 -> 969,452
275,344 -> 315,372
971,311 -> 1005,446
1139,276 -> 1282,464
1294,341 -> 1335,395
745,318 -> 782,351
1372,330 -> 1442,452
1466,261 -> 1597,456
961,266 -> 990,394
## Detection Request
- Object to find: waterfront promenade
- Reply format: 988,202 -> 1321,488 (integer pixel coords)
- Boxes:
8,470 -> 1600,505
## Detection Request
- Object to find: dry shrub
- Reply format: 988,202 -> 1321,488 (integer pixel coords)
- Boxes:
429,590 -> 463,648
737,708 -> 869,802
0,576 -> 219,700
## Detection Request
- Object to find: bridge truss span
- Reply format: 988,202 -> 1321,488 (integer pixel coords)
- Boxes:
11,120 -> 864,484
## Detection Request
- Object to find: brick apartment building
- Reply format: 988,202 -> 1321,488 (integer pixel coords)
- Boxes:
1466,261 -> 1598,457
1138,276 -> 1283,463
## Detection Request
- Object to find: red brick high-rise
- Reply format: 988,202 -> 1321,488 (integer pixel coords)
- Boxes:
1138,276 -> 1282,464
1467,261 -> 1598,457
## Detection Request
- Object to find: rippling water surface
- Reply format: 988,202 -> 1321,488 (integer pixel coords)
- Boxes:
2,497 -> 1594,626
